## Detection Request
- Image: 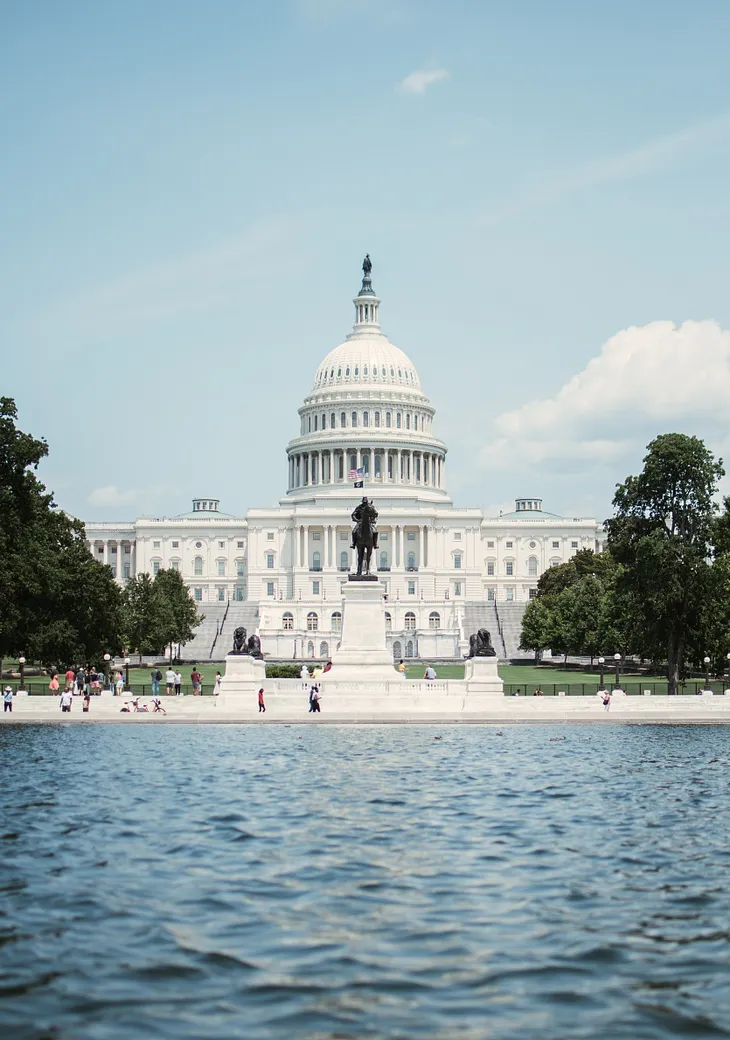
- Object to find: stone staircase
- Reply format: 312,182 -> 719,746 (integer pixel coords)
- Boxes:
494,602 -> 530,660
463,602 -> 506,658
178,602 -> 260,662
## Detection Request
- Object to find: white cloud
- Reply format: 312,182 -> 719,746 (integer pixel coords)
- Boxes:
87,485 -> 141,508
481,319 -> 730,471
400,68 -> 449,95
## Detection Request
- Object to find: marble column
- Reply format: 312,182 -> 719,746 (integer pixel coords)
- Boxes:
418,526 -> 422,568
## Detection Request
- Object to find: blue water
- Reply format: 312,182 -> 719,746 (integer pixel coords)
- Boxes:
1,724 -> 730,1039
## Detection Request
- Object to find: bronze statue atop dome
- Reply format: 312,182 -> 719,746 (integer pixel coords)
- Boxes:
362,254 -> 372,277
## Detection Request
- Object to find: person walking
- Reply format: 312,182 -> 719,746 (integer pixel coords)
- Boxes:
48,675 -> 59,692
190,667 -> 202,695
213,672 -> 222,696
115,670 -> 124,697
60,688 -> 73,713
174,670 -> 182,696
65,666 -> 76,691
151,667 -> 162,697
3,686 -> 13,713
258,687 -> 265,713
165,667 -> 176,695
82,690 -> 91,713
602,690 -> 612,712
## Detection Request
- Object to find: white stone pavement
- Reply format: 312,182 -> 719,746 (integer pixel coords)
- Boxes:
3,688 -> 730,724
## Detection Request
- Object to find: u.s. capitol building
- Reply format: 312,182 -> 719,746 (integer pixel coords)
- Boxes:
86,261 -> 603,661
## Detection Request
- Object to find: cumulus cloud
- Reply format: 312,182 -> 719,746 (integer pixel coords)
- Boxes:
481,319 -> 730,470
87,485 -> 141,508
400,68 -> 449,95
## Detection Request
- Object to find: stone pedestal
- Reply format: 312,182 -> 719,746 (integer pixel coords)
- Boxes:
220,654 -> 266,698
328,578 -> 395,681
464,656 -> 504,695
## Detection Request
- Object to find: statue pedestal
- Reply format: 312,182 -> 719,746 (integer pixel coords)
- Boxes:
220,654 -> 266,699
327,578 -> 394,681
464,657 -> 503,695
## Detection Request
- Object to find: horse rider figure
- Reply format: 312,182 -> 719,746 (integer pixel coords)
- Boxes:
351,497 -> 379,550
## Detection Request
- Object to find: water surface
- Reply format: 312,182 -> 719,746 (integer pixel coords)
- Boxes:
1,724 -> 729,1039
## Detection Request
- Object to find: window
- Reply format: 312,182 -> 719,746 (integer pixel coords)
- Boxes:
386,411 -> 391,427
152,541 -> 160,550
404,612 -> 416,631
487,587 -> 495,601
312,532 -> 321,540
384,611 -> 392,630
267,582 -> 275,596
172,541 -> 179,548
194,587 -> 202,601
429,611 -> 441,629
487,562 -> 495,576
307,611 -> 319,631
341,412 -> 346,427
396,413 -> 402,429
550,558 -> 561,568
505,562 -> 514,576
234,587 -> 244,601
170,559 -> 180,572
487,541 -> 495,548
454,553 -> 462,569
571,541 -> 579,549
392,640 -> 402,659
529,588 -> 538,599
363,411 -> 369,427
351,411 -> 358,427
528,556 -> 538,576
312,551 -> 321,570
454,581 -> 462,596
331,413 -> 336,429
340,551 -> 348,570
552,541 -> 560,549
194,557 -> 203,575
237,541 -> 244,548
196,541 -> 202,549
506,541 -> 513,549
237,561 -> 245,577
454,532 -> 462,541
379,550 -> 388,570
97,546 -> 103,553
313,415 -> 318,431
405,414 -> 410,429
506,587 -> 514,602
267,554 -> 274,569
152,560 -> 161,575
407,532 -> 416,541
283,612 -> 294,630
407,581 -> 416,595
267,532 -> 275,541
319,641 -> 329,658
217,560 -> 226,576
217,588 -> 225,602
312,581 -> 320,595
331,611 -> 342,632
219,541 -> 225,549
375,411 -> 380,427
407,551 -> 416,569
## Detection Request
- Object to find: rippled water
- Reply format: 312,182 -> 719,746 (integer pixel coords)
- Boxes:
2,725 -> 730,1039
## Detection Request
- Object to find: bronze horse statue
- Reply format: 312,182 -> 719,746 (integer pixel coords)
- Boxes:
351,497 -> 378,576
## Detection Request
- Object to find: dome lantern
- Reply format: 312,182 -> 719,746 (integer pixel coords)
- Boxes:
353,254 -> 380,330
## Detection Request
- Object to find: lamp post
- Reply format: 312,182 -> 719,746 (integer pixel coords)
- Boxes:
18,656 -> 26,692
704,655 -> 711,693
614,652 -> 621,689
598,656 -> 605,690
726,652 -> 730,692
103,653 -> 111,690
124,656 -> 130,691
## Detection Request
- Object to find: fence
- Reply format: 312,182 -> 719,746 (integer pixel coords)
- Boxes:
504,681 -> 730,697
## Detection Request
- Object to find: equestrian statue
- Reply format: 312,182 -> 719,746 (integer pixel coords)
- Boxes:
350,496 -> 379,577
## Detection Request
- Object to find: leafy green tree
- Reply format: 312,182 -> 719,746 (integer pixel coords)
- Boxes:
152,569 -> 204,662
519,597 -> 551,662
606,433 -> 724,695
0,397 -> 124,666
123,573 -> 162,660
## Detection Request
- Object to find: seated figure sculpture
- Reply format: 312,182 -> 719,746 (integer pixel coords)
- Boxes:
468,629 -> 497,658
246,634 -> 263,659
232,626 -> 247,654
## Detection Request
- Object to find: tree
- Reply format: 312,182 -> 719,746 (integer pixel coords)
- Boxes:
519,597 -> 551,662
606,433 -> 724,695
123,573 -> 162,660
0,397 -> 124,666
152,569 -> 204,661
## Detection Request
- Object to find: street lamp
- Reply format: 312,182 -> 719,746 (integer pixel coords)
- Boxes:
18,656 -> 26,692
726,652 -> 730,692
103,653 -> 111,690
598,656 -> 605,690
124,656 -> 130,691
704,655 -> 711,693
614,652 -> 621,689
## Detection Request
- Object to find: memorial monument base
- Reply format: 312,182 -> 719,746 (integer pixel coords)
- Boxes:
220,653 -> 266,699
464,656 -> 504,695
326,578 -> 395,681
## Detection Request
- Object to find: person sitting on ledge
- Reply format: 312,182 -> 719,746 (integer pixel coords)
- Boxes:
424,664 -> 437,681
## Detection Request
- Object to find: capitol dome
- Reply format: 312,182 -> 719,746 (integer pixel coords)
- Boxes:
284,258 -> 449,503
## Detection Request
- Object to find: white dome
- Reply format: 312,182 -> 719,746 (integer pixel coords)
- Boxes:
312,333 -> 423,393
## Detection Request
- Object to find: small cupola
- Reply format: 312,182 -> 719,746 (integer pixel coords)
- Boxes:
192,498 -> 220,513
515,498 -> 543,512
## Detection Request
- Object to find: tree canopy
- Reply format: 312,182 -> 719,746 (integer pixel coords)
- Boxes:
123,569 -> 203,661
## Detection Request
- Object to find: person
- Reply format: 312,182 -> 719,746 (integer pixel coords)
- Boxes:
312,665 -> 323,679
90,669 -> 100,695
258,687 -> 266,713
151,667 -> 162,697
82,690 -> 91,713
300,664 -> 310,680
151,697 -> 166,714
397,659 -> 406,675
65,666 -> 75,691
165,667 -> 176,695
48,675 -> 59,692
115,670 -> 124,697
190,667 -> 202,695
423,664 -> 437,681
533,687 -> 544,696
76,666 -> 85,695
602,690 -> 611,711
308,684 -> 321,712
60,688 -> 73,713
213,671 -> 222,696
323,661 -> 332,673
174,670 -> 182,696
3,686 -> 13,713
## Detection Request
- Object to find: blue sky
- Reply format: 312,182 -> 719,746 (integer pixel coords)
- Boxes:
4,0 -> 730,522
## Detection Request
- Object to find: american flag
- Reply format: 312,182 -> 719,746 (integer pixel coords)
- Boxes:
349,467 -> 364,481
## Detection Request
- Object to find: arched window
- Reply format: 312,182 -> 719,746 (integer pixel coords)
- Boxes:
384,611 -> 392,630
374,411 -> 380,427
396,413 -> 402,429
345,366 -> 350,376
414,415 -> 418,431
283,612 -> 294,630
528,556 -> 538,576
379,550 -> 388,570
331,412 -> 336,429
308,640 -> 315,657
321,413 -> 326,429
331,611 -> 342,632
340,551 -> 348,570
429,611 -> 441,629
392,639 -> 402,659
194,557 -> 203,575
363,411 -> 369,427
312,551 -> 321,570
405,414 -> 410,429
307,611 -> 319,631
308,416 -> 311,431
319,641 -> 329,658
340,412 -> 346,427
407,551 -> 416,570
505,561 -> 514,576
404,611 -> 416,631
405,639 -> 414,658
550,558 -> 561,568
351,411 -> 358,427
386,411 -> 391,427
313,415 -> 318,431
